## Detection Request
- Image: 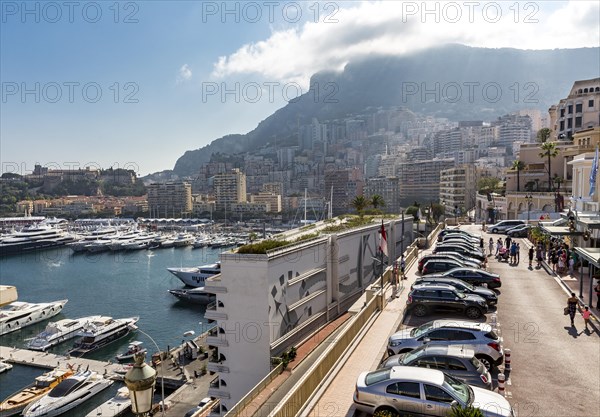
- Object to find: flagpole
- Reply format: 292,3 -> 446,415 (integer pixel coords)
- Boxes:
380,220 -> 385,308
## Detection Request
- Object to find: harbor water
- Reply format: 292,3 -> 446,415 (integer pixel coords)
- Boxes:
0,245 -> 223,414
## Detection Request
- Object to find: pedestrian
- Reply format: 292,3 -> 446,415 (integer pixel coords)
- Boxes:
568,256 -> 575,275
558,252 -> 567,275
400,257 -> 406,280
480,237 -> 484,252
536,243 -> 543,268
528,247 -> 534,268
488,238 -> 494,257
582,306 -> 592,332
496,238 -> 503,256
567,292 -> 578,327
551,250 -> 558,272
505,236 -> 512,249
595,280 -> 600,309
510,242 -> 517,264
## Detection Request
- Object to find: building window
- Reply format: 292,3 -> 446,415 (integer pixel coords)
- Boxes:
560,121 -> 565,131
567,118 -> 573,129
575,117 -> 582,128
576,103 -> 582,113
560,108 -> 565,118
568,105 -> 573,114
589,100 -> 595,108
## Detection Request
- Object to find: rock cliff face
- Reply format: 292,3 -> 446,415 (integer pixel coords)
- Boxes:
173,44 -> 600,177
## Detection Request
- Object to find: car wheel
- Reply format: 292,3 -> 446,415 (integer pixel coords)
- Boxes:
491,228 -> 498,233
465,307 -> 482,319
475,354 -> 494,371
374,407 -> 400,417
413,304 -> 427,317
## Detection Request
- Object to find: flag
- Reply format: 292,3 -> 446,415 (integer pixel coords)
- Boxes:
416,207 -> 423,220
379,221 -> 388,257
590,145 -> 598,197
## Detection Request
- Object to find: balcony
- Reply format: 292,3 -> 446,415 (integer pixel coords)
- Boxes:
204,275 -> 227,294
207,362 -> 230,373
204,310 -> 228,321
207,335 -> 229,347
208,388 -> 231,399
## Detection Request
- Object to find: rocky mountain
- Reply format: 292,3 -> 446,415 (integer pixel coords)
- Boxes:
173,44 -> 600,177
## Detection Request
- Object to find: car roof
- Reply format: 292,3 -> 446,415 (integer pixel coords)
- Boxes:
389,366 -> 445,384
421,344 -> 475,358
429,319 -> 492,332
412,283 -> 457,290
444,267 -> 498,276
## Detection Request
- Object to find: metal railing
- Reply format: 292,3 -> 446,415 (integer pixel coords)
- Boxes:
223,363 -> 284,417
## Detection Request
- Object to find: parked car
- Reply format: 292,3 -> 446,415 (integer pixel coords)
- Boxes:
442,234 -> 481,244
438,229 -> 478,240
412,277 -> 498,305
184,398 -> 214,417
488,220 -> 525,234
379,344 -> 492,389
434,245 -> 486,261
431,267 -> 502,289
387,319 -> 504,370
506,224 -> 532,237
421,259 -> 466,275
406,284 -> 488,319
354,367 -> 514,417
418,254 -> 481,272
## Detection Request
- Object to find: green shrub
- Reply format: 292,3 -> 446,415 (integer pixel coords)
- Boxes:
294,232 -> 319,242
373,409 -> 399,417
237,239 -> 290,254
447,404 -> 484,417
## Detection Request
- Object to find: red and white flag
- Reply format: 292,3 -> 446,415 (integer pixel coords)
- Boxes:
379,221 -> 388,257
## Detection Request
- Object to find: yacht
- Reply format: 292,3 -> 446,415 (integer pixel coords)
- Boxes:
172,233 -> 194,247
0,224 -> 75,256
26,316 -> 102,351
67,227 -> 120,253
0,300 -> 68,336
0,368 -> 73,417
168,287 -> 214,304
68,316 -> 139,357
0,361 -> 12,374
115,341 -> 146,362
23,371 -> 113,417
106,231 -> 143,251
84,387 -> 130,417
166,262 -> 221,287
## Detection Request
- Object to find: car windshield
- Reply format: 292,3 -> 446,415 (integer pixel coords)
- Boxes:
456,292 -> 466,299
470,356 -> 485,373
411,321 -> 434,337
365,368 -> 391,386
443,373 -> 472,404
401,345 -> 427,364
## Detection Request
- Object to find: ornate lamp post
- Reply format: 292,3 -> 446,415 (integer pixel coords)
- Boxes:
125,352 -> 157,417
525,194 -> 533,223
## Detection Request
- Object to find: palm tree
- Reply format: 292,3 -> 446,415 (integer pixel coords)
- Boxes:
511,159 -> 525,192
539,142 -> 559,192
350,195 -> 368,216
370,195 -> 386,210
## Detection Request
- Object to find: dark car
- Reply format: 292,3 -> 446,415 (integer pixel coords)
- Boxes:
421,259 -> 465,275
412,277 -> 498,305
434,251 -> 483,268
442,234 -> 481,245
434,244 -> 486,261
418,254 -> 481,272
407,284 -> 488,319
432,267 -> 502,289
378,344 -> 493,389
506,224 -> 532,237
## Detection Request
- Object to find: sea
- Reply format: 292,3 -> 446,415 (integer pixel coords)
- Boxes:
0,245 -> 223,416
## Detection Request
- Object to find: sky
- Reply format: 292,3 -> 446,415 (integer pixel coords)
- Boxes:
1,0 -> 599,176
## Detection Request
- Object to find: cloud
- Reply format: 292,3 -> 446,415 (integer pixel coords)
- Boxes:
211,1 -> 600,88
177,64 -> 193,83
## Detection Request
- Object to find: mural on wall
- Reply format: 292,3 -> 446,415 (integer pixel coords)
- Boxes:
268,269 -> 327,339
340,232 -> 378,299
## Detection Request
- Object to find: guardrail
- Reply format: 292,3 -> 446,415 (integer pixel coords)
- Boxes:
223,362 -> 284,417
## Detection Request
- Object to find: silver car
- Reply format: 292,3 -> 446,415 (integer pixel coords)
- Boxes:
387,320 -> 504,370
379,345 -> 492,389
354,366 -> 514,417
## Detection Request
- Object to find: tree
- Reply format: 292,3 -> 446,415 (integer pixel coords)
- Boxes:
431,203 -> 445,222
477,177 -> 501,194
511,159 -> 525,192
370,195 -> 386,210
350,195 -> 368,216
539,142 -> 559,192
553,174 -> 564,192
536,127 -> 552,143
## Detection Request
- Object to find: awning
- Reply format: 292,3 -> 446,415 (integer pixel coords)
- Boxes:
577,218 -> 600,230
539,225 -> 583,236
574,247 -> 600,268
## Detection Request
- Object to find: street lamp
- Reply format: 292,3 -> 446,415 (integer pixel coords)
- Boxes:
125,352 -> 157,416
525,195 -> 533,223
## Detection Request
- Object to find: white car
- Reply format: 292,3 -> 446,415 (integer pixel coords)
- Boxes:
354,366 -> 515,417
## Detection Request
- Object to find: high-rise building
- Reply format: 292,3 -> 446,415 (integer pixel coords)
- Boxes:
439,165 -> 478,216
213,168 -> 247,211
396,158 -> 455,203
147,182 -> 192,218
549,78 -> 600,141
364,177 -> 401,214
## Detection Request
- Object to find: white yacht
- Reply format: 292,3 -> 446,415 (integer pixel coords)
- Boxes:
0,361 -> 12,374
84,387 -> 130,417
0,224 -> 75,256
106,231 -> 142,251
115,341 -> 146,362
68,316 -> 139,357
172,233 -> 194,247
26,315 -> 102,351
166,262 -> 221,287
23,371 -> 113,417
0,300 -> 68,336
67,227 -> 120,253
168,287 -> 214,304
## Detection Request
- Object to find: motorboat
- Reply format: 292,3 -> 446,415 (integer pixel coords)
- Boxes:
0,361 -> 12,374
160,238 -> 175,248
0,368 -> 73,417
23,371 -> 113,417
106,231 -> 142,251
0,300 -> 68,336
115,341 -> 147,362
68,316 -> 139,357
172,233 -> 194,247
168,287 -> 215,304
85,238 -> 113,253
26,315 -> 102,351
166,262 -> 221,287
84,386 -> 131,417
67,227 -> 120,253
0,223 -> 75,256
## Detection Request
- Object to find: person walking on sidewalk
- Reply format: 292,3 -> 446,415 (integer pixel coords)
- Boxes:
567,293 -> 578,327
582,306 -> 591,333
528,247 -> 534,268
496,238 -> 503,256
488,238 -> 494,257
536,243 -> 543,268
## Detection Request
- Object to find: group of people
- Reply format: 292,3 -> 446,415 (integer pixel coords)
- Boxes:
489,236 -> 521,263
532,240 -> 578,275
567,292 -> 592,332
